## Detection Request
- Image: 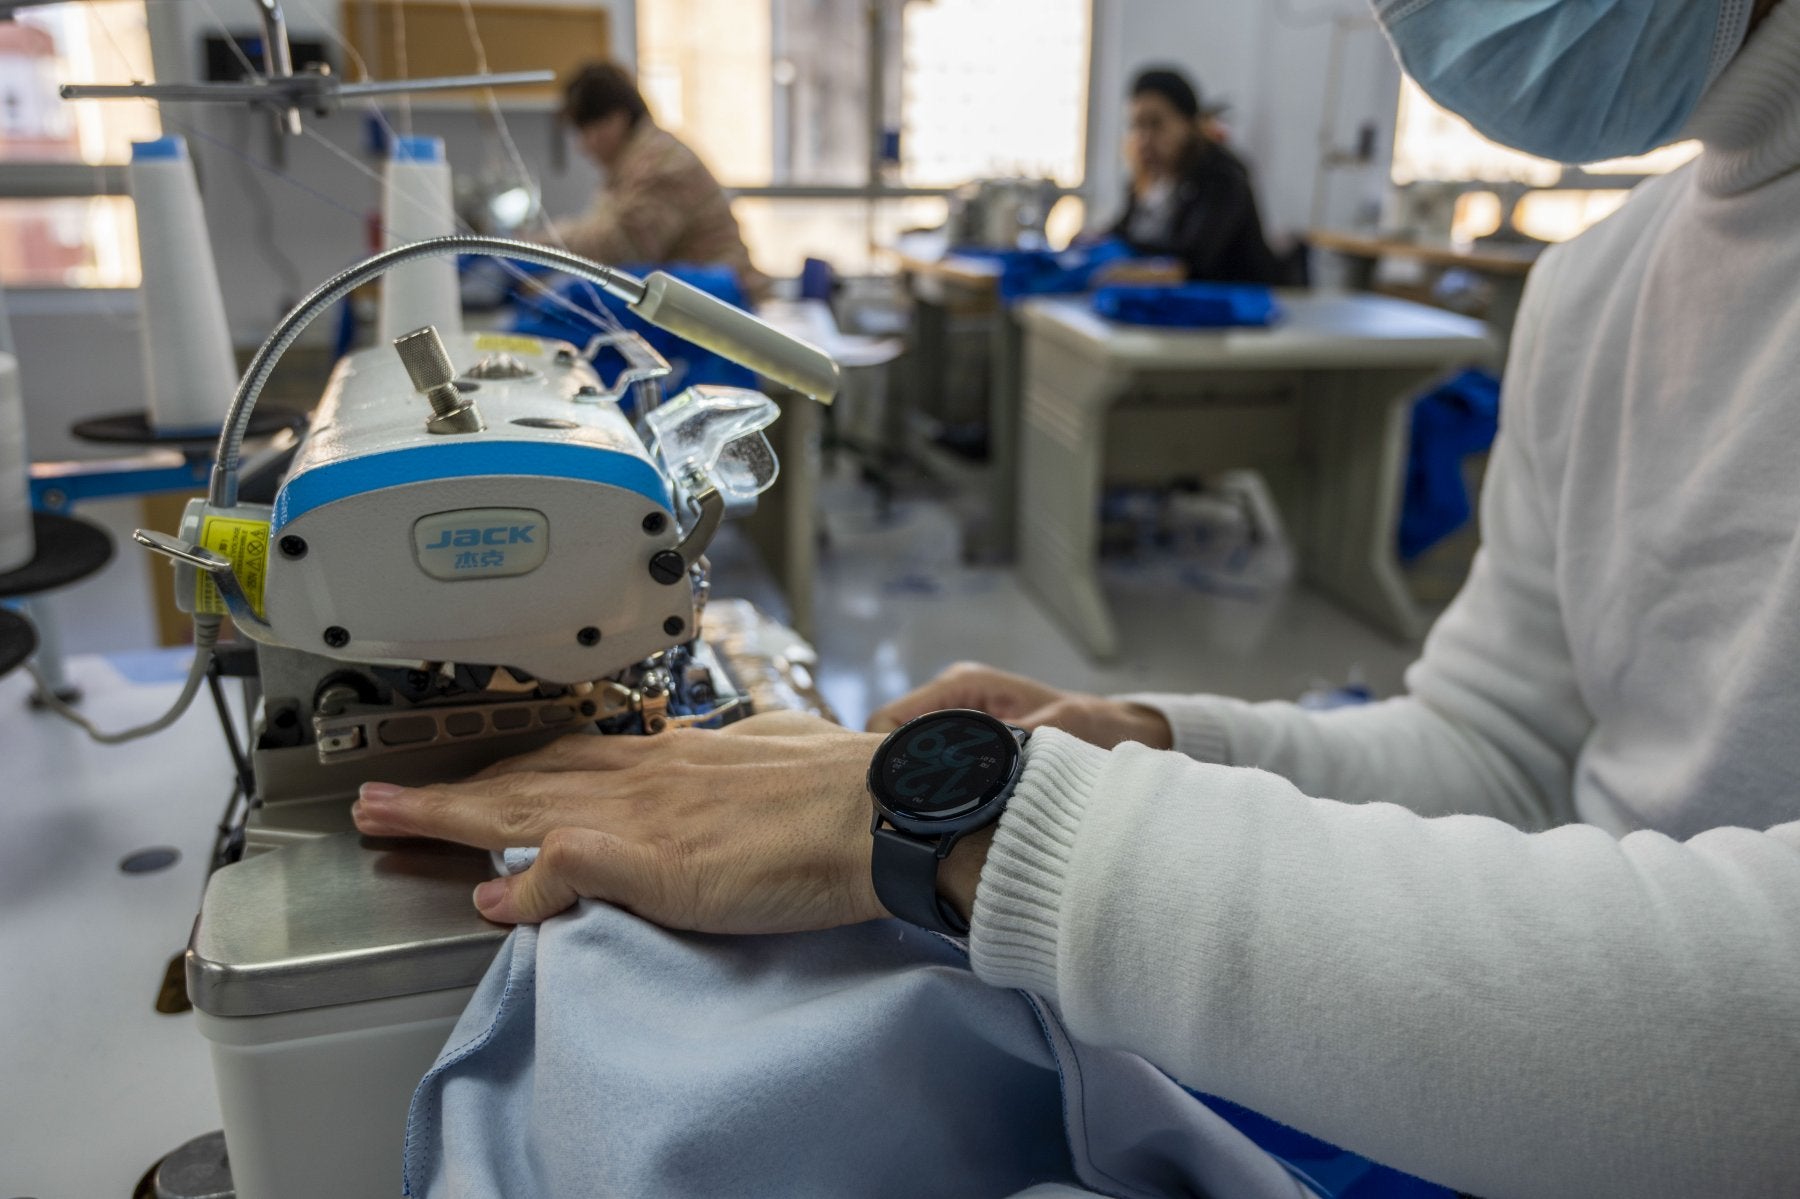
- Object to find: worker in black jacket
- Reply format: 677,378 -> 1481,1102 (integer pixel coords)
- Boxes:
1108,67 -> 1285,285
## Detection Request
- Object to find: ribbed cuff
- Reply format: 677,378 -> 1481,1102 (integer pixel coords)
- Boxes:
969,729 -> 1112,1000
1113,692 -> 1236,764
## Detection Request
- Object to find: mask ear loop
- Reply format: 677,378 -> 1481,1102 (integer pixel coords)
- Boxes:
1706,0 -> 1757,87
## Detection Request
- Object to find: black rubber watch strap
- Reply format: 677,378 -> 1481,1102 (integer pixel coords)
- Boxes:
871,827 -> 969,936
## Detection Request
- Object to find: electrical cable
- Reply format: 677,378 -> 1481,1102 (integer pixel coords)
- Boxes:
205,658 -> 254,795
29,613 -> 223,743
208,781 -> 246,872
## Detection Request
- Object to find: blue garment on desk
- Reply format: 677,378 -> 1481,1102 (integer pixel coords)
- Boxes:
953,238 -> 1135,303
461,258 -> 759,400
1091,283 -> 1281,329
1399,368 -> 1501,561
510,262 -> 759,397
402,887 -> 1312,1198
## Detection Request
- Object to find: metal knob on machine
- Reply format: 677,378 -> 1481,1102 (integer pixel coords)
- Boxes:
393,325 -> 484,434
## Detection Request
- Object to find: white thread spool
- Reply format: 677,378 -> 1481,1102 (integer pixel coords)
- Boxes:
130,137 -> 239,434
379,135 -> 463,344
0,352 -> 34,574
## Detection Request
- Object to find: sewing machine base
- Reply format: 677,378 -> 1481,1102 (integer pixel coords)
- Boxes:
173,602 -> 835,1199
193,988 -> 474,1198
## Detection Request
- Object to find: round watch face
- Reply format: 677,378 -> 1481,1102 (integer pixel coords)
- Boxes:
873,710 -> 1018,822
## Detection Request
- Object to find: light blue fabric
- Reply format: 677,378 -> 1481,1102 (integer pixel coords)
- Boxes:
1373,0 -> 1752,163
405,860 -> 1307,1198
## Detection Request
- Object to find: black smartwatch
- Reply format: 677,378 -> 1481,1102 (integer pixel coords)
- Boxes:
866,709 -> 1030,937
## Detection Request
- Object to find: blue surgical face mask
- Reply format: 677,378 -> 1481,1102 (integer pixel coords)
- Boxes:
1372,0 -> 1756,163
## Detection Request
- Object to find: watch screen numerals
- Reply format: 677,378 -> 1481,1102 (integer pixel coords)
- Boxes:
904,724 -> 999,769
883,715 -> 1013,816
894,763 -> 973,808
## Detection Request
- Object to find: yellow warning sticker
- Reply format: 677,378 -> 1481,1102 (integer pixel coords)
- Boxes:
195,515 -> 269,619
472,333 -> 545,356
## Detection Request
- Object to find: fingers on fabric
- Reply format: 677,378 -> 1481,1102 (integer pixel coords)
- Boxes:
467,732 -> 652,780
473,827 -> 651,924
467,724 -> 758,784
355,772 -> 600,850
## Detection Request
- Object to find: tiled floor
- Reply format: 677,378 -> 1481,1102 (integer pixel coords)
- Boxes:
787,464 -> 1416,731
2,468 -> 1425,1194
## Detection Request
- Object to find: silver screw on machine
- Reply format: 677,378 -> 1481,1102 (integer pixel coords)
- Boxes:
394,325 -> 484,434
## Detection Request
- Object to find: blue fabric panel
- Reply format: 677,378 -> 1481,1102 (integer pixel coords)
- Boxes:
404,897 -> 1312,1199
950,238 -> 1137,303
1398,368 -> 1502,561
1091,284 -> 1282,328
503,261 -> 760,398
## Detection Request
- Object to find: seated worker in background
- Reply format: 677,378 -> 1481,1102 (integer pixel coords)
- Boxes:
546,61 -> 769,301
1109,67 -> 1284,285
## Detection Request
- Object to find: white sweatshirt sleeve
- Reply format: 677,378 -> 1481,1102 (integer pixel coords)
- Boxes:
1121,252 -> 1591,832
970,729 -> 1800,1198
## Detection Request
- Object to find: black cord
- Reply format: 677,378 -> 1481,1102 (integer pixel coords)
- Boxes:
203,658 -> 253,876
206,661 -> 255,798
207,780 -> 248,876
202,658 -> 255,874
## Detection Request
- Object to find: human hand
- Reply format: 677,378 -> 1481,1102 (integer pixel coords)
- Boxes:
351,712 -> 892,933
867,662 -> 1174,751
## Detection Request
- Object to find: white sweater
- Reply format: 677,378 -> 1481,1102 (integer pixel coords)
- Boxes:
969,10 -> 1800,1198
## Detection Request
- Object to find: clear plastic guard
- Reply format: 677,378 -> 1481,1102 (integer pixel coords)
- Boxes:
645,385 -> 782,506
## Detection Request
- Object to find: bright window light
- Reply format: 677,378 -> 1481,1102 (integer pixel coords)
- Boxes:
0,1 -> 156,287
899,0 -> 1090,188
1511,190 -> 1632,244
0,1 -> 159,165
1391,78 -> 1698,242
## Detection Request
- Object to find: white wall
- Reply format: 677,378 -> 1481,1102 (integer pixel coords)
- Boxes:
1085,0 -> 1399,245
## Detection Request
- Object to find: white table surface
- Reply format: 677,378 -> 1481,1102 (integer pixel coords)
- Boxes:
1016,291 -> 1495,370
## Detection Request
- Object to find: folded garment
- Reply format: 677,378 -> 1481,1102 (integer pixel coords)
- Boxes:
404,897 -> 1308,1199
1091,284 -> 1281,328
1398,367 -> 1502,561
952,239 -> 1137,303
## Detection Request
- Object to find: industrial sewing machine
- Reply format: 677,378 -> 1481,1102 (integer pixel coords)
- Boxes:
131,237 -> 838,1199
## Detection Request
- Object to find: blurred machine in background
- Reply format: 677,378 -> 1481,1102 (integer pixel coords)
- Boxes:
945,177 -> 1061,250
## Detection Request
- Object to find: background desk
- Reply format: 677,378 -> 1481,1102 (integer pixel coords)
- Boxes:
893,235 -> 1017,560
1015,293 -> 1495,658
1308,228 -> 1540,353
749,300 -> 901,638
